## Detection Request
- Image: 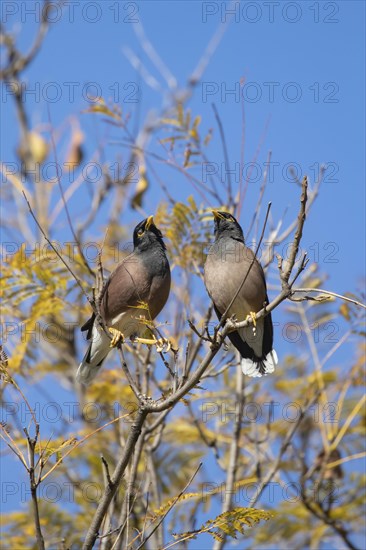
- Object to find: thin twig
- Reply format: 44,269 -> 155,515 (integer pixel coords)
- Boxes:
22,190 -> 96,311
25,426 -> 45,550
47,105 -> 94,277
292,288 -> 366,310
246,150 -> 272,238
114,429 -> 147,549
135,462 -> 203,550
330,394 -> 366,451
117,346 -> 144,400
189,6 -> 233,86
0,1 -> 51,79
213,363 -> 245,550
40,412 -> 133,482
249,391 -> 320,508
133,22 -> 177,89
281,176 -> 308,285
101,456 -> 113,489
212,103 -> 233,206
236,77 -> 246,219
298,303 -> 331,450
300,484 -> 359,550
82,408 -> 148,550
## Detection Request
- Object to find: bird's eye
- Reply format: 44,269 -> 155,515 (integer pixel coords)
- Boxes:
137,229 -> 144,237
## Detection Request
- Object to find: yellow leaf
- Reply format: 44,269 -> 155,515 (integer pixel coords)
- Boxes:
83,98 -> 121,121
131,164 -> 149,209
29,131 -> 48,164
340,303 -> 351,320
160,118 -> 181,127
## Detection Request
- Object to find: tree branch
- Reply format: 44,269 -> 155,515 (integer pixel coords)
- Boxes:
24,426 -> 45,550
212,364 -> 245,550
291,288 -> 366,309
135,462 -> 202,550
82,408 -> 148,550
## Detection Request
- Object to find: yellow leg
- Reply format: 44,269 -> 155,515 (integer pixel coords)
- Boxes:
246,311 -> 257,334
133,336 -> 171,353
245,311 -> 257,326
109,327 -> 125,347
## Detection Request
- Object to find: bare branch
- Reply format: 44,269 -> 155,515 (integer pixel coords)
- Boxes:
135,462 -> 203,550
0,1 -> 53,79
133,22 -> 177,90
24,426 -> 45,550
82,408 -> 148,550
292,288 -> 366,309
213,363 -> 245,550
47,105 -> 95,277
101,456 -> 113,489
22,190 -> 96,313
212,104 -> 233,206
245,150 -> 272,237
281,176 -> 308,286
116,346 -> 142,401
249,391 -> 320,508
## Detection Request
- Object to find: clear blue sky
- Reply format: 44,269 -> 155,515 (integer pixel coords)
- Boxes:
2,1 -> 365,290
1,2 -> 365,548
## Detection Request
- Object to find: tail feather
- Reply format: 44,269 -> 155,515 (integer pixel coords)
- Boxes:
241,349 -> 278,378
76,326 -> 110,385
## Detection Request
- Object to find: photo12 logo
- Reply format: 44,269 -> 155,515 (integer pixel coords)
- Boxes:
201,161 -> 339,185
1,2 -> 140,24
201,2 -> 340,24
201,81 -> 339,104
2,81 -> 140,104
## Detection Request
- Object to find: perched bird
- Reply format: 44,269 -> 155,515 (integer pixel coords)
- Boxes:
77,216 -> 171,384
204,210 -> 278,377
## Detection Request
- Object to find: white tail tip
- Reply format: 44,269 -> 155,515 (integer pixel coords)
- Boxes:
241,349 -> 278,378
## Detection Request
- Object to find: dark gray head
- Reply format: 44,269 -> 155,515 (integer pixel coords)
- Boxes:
212,210 -> 245,243
133,216 -> 166,251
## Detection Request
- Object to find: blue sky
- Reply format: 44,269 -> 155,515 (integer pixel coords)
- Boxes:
2,1 -> 365,290
1,1 -> 365,548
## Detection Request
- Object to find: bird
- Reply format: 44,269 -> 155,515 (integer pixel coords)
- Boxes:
204,210 -> 278,377
77,216 -> 171,385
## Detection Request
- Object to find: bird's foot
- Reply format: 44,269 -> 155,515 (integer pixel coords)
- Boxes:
246,312 -> 257,334
109,328 -> 125,347
133,336 -> 171,353
155,337 -> 171,353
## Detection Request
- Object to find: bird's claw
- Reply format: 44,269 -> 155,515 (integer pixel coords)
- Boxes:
246,312 -> 257,334
109,328 -> 125,347
155,337 -> 171,353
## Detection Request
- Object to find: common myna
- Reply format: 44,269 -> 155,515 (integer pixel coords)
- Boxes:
204,210 -> 277,377
77,216 -> 171,384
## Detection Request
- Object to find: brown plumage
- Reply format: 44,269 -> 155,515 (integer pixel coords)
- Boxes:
204,211 -> 277,377
77,216 -> 171,384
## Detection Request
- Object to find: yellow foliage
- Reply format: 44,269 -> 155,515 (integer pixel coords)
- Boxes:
173,507 -> 273,543
83,97 -> 122,120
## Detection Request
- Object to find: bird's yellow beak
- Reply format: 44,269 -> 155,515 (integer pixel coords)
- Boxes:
212,210 -> 225,220
145,215 -> 154,230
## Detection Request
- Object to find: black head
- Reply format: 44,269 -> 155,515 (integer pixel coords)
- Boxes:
133,216 -> 166,251
212,210 -> 245,242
